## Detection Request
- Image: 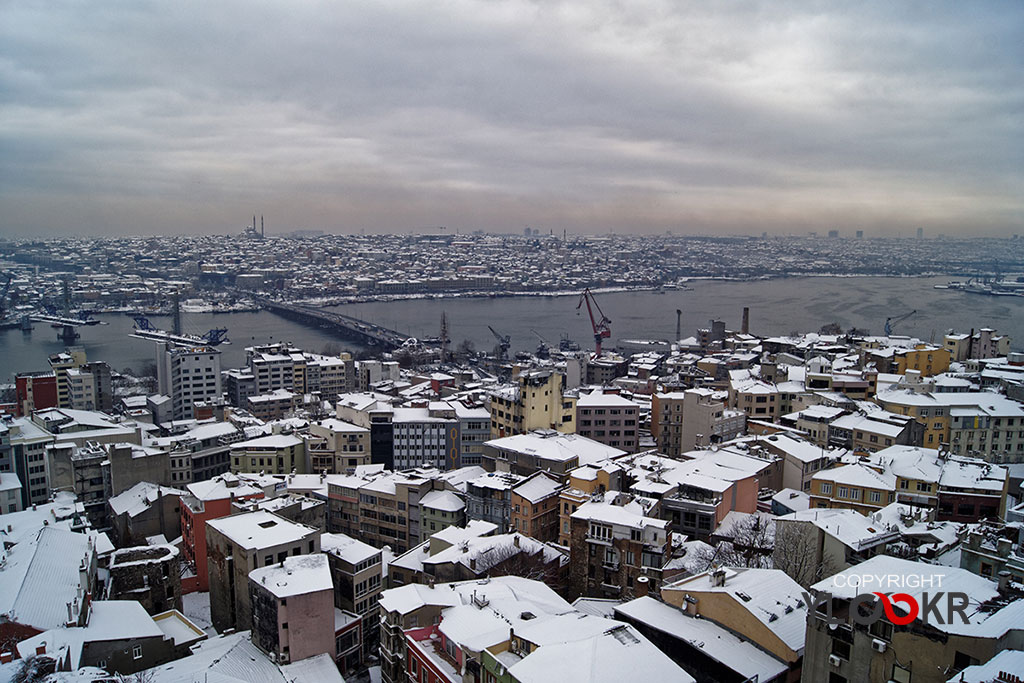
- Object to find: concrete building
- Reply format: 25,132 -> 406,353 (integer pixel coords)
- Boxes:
230,432 -> 305,475
465,470 -> 523,531
420,489 -> 466,535
510,471 -> 563,542
107,545 -> 183,615
805,556 -> 1023,683
180,473 -> 265,592
107,482 -> 186,547
307,417 -> 370,474
4,416 -> 55,508
574,388 -> 640,452
249,553 -> 335,665
652,389 -> 746,456
488,369 -> 574,438
206,510 -> 321,633
568,493 -> 671,600
321,531 -> 383,661
392,402 -> 460,470
156,343 -> 223,421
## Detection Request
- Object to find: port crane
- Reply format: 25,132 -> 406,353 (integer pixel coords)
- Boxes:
577,288 -> 611,356
488,325 -> 511,360
884,309 -> 916,337
530,329 -> 551,358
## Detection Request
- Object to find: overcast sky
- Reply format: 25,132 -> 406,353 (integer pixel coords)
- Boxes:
1,1 -> 1022,237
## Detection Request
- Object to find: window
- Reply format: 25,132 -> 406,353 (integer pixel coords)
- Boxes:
868,491 -> 881,503
831,638 -> 850,661
821,482 -> 832,495
132,645 -> 143,660
891,664 -> 911,683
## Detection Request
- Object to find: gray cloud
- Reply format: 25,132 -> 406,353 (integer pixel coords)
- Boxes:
1,0 -> 1022,236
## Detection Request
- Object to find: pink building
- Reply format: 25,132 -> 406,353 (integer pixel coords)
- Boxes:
249,553 -> 335,665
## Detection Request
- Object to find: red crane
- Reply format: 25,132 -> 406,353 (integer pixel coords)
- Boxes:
577,288 -> 611,357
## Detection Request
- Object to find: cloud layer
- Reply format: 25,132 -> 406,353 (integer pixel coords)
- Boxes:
1,1 -> 1022,236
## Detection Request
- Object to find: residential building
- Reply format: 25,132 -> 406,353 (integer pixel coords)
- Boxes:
488,369 -> 574,438
205,510 -> 321,633
464,470 -> 523,531
156,342 -> 223,421
14,371 -> 57,416
805,556 -> 1024,683
481,430 -> 625,480
568,493 -> 671,600
574,388 -> 640,452
249,553 -> 335,665
107,481 -> 186,547
230,432 -> 305,475
420,489 -> 466,535
510,471 -> 563,542
180,473 -> 265,591
652,389 -> 746,456
321,531 -> 383,660
246,388 -> 299,421
660,567 -> 806,676
307,417 -> 370,474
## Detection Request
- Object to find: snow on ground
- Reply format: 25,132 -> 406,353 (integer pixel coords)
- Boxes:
182,591 -> 215,635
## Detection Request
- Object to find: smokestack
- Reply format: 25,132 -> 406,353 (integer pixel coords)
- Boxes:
261,215 -> 264,237
676,309 -> 682,340
742,307 -> 750,335
636,575 -> 650,598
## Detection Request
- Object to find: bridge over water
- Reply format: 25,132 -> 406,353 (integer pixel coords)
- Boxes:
256,297 -> 410,349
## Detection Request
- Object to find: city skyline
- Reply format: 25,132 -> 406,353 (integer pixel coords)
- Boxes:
2,1 -> 1023,237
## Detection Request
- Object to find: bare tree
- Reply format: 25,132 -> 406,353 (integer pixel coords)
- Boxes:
688,514 -> 776,571
773,521 -> 838,588
481,542 -> 563,587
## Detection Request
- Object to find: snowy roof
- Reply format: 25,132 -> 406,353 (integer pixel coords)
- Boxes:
663,568 -> 807,653
321,532 -> 380,565
16,601 -> 164,670
186,474 -> 264,501
505,619 -> 694,683
206,511 -> 316,550
279,654 -> 346,683
576,389 -> 639,408
129,631 -> 289,683
249,553 -> 333,598
771,488 -> 811,512
315,417 -> 368,433
511,472 -> 563,503
571,500 -> 668,532
615,597 -> 787,682
949,649 -> 1024,683
485,431 -> 626,465
420,489 -> 465,512
230,433 -> 303,450
378,575 -> 571,617
812,556 -> 1024,638
813,462 -> 897,489
0,526 -> 94,631
108,481 -> 187,518
778,508 -> 898,550
422,533 -> 565,574
0,492 -> 85,546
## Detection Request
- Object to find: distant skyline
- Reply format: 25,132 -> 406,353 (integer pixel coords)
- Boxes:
1,1 -> 1022,237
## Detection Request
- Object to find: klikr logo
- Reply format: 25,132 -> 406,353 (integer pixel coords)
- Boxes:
803,591 -> 970,628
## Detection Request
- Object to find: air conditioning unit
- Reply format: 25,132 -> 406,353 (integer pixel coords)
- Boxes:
829,655 -> 842,667
872,639 -> 887,653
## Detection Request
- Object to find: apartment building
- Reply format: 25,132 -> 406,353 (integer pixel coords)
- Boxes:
510,472 -> 563,542
651,388 -> 745,456
481,430 -> 625,480
206,510 -> 321,633
465,470 -> 523,531
321,531 -> 383,659
568,493 -> 670,600
488,369 -> 574,438
307,417 -> 370,474
156,342 -> 223,421
574,388 -> 640,452
249,553 -> 335,665
230,432 -> 305,475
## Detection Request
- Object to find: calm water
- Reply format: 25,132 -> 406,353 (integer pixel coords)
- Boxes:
1,276 -> 1021,381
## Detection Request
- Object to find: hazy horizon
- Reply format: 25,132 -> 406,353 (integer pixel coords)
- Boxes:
2,1 -> 1022,238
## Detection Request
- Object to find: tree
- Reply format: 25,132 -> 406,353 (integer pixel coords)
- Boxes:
687,514 -> 776,571
773,521 -> 838,588
482,541 -> 563,588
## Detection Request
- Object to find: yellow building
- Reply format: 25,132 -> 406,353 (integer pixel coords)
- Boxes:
489,369 -> 574,438
556,464 -> 620,546
894,344 -> 950,377
809,463 -> 896,514
230,433 -> 306,475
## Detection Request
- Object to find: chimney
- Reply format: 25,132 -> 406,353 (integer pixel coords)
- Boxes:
0,652 -> 13,665
684,595 -> 698,616
513,535 -> 520,548
675,309 -> 682,340
741,307 -> 750,335
711,569 -> 726,587
35,644 -> 46,656
636,575 -> 650,598
998,570 -> 1011,594
470,557 -> 477,571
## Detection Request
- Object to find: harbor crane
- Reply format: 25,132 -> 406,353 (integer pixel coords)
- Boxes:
530,329 -> 551,358
577,288 -> 611,356
884,309 -> 917,337
488,325 -> 511,360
